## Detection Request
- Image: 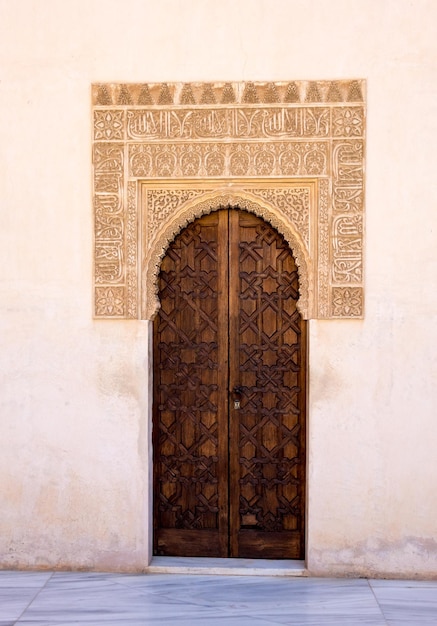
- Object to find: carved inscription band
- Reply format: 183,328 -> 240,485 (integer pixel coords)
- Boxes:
92,80 -> 365,319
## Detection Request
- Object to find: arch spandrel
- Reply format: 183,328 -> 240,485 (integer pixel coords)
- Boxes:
142,191 -> 314,321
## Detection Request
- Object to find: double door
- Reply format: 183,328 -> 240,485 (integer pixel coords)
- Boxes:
153,209 -> 306,559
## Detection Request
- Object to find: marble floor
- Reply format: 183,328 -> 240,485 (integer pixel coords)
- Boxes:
1,569 -> 437,625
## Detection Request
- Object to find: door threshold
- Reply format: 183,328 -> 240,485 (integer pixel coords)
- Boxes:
146,556 -> 307,577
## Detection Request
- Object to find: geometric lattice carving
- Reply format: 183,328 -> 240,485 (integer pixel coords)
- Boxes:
154,210 -> 306,558
92,80 -> 366,319
154,217 -> 221,536
236,217 -> 305,544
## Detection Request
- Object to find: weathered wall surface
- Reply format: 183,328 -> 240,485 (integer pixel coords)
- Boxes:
0,0 -> 436,575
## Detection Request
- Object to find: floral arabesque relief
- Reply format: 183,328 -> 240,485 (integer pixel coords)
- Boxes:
92,80 -> 365,319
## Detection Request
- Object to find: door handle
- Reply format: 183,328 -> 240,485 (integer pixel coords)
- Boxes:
231,386 -> 243,409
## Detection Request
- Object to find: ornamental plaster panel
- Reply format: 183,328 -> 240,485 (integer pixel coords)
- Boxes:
92,80 -> 366,319
140,184 -> 314,320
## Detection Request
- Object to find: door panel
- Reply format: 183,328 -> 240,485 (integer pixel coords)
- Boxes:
229,211 -> 306,558
153,211 -> 228,557
154,209 -> 305,559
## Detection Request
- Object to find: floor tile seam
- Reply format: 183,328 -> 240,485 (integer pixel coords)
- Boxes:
367,579 -> 390,626
13,572 -> 54,624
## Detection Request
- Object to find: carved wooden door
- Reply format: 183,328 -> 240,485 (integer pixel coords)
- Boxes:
153,209 -> 306,559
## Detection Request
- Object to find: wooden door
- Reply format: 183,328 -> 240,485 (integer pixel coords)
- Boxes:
153,209 -> 306,559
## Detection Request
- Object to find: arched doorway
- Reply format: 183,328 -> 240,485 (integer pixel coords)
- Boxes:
153,208 -> 306,559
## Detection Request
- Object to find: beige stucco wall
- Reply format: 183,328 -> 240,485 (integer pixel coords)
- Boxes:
1,0 -> 436,576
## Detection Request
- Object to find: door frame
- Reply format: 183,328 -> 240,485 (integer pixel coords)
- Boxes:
146,206 -> 309,565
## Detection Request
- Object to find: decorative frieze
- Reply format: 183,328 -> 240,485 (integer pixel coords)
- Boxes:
332,215 -> 363,283
128,141 -> 328,178
332,140 -> 364,213
92,80 -> 366,319
93,142 -> 124,290
126,182 -> 138,319
317,179 -> 330,317
121,107 -> 332,141
92,80 -> 364,107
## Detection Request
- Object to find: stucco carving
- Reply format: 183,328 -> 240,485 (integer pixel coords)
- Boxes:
92,80 -> 366,319
141,187 -> 313,320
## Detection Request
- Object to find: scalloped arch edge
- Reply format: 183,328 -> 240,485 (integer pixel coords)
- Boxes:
142,191 -> 314,321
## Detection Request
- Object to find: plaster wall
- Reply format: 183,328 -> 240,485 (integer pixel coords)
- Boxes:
0,0 -> 436,576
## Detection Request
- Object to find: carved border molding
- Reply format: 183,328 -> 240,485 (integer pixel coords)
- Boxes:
92,80 -> 365,320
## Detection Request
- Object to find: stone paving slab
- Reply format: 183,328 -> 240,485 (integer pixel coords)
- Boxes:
1,570 -> 437,625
